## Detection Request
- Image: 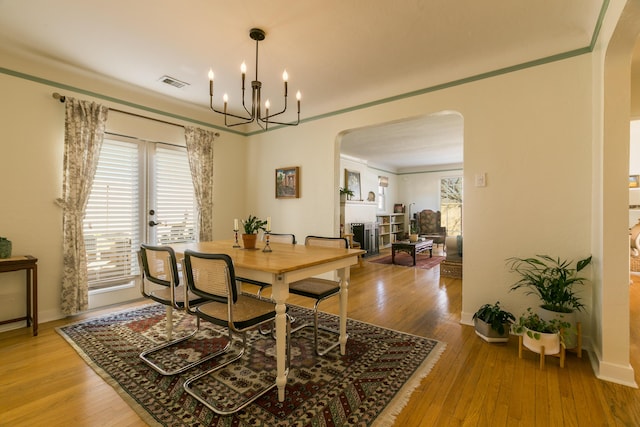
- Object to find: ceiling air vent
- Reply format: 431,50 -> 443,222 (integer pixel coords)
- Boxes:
159,75 -> 189,89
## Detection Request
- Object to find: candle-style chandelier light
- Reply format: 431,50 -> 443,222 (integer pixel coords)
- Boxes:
208,28 -> 301,130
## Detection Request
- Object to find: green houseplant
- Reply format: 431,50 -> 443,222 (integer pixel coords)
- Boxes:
241,215 -> 267,249
507,254 -> 591,349
339,187 -> 355,202
472,301 -> 515,343
507,254 -> 592,313
409,222 -> 419,242
512,308 -> 572,356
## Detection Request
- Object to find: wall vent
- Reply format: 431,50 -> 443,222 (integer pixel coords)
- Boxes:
159,75 -> 190,89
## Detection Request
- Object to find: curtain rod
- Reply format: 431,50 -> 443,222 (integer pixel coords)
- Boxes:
52,92 -> 219,136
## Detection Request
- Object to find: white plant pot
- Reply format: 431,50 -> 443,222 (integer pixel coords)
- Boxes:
522,326 -> 560,355
538,306 -> 577,349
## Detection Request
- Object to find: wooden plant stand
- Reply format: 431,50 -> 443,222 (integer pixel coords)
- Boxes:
517,322 -> 581,369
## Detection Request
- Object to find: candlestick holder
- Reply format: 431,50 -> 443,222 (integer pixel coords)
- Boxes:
262,232 -> 272,252
233,229 -> 241,248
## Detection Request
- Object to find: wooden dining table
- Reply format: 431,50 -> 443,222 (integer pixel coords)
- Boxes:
169,239 -> 365,401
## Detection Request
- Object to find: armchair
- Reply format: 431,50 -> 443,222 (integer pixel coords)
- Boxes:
416,209 -> 447,247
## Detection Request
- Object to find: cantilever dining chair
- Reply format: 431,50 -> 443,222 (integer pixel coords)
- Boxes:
238,232 -> 296,300
182,250 -> 291,415
288,236 -> 348,355
138,244 -> 229,375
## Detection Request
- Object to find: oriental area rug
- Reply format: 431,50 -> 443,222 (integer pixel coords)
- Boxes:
368,254 -> 445,270
57,303 -> 444,426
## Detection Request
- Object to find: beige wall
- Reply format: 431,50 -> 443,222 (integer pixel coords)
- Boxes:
0,59 -> 247,324
0,1 -> 638,386
246,54 -> 593,319
240,49 -> 632,385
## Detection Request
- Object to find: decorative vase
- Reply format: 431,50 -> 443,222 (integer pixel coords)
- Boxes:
409,233 -> 419,242
0,237 -> 11,258
242,234 -> 258,249
523,326 -> 561,355
474,318 -> 510,343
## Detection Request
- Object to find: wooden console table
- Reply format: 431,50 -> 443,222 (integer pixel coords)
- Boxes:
0,255 -> 38,336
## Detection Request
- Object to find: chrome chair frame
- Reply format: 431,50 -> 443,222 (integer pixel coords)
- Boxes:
182,250 -> 290,415
288,236 -> 348,355
138,244 -> 230,375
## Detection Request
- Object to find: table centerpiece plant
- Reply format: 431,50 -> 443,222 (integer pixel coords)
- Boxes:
241,215 -> 267,249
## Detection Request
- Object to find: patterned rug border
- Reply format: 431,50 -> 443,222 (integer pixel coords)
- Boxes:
56,303 -> 446,426
56,303 -> 163,426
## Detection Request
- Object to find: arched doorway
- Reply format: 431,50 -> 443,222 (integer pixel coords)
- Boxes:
597,0 -> 640,386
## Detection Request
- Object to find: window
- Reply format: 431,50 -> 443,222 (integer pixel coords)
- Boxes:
440,177 -> 462,236
378,176 -> 388,210
84,139 -> 140,289
152,145 -> 197,245
84,138 -> 196,290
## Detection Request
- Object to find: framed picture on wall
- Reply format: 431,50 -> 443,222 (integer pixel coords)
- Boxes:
345,169 -> 361,201
631,175 -> 639,188
275,166 -> 300,199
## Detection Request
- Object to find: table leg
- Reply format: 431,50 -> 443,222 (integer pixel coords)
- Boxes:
272,275 -> 289,402
26,270 -> 31,327
32,264 -> 37,336
337,266 -> 350,355
412,248 -> 417,265
391,246 -> 396,264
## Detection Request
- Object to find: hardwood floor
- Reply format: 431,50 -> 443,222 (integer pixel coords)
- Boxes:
1,251 -> 639,426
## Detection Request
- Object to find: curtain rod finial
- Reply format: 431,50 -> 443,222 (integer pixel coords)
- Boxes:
52,92 -> 65,103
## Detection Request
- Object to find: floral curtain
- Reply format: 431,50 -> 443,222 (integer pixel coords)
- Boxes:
59,98 -> 108,315
184,126 -> 215,241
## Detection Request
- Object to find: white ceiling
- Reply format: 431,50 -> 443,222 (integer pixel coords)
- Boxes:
0,0 -> 609,169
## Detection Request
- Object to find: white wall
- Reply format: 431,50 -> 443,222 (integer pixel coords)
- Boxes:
0,55 -> 247,326
629,121 -> 640,226
247,55 -> 593,312
0,2 -> 636,386
398,166 -> 463,223
241,53 -> 618,377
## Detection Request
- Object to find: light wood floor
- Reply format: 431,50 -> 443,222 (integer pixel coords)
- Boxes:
1,250 -> 640,426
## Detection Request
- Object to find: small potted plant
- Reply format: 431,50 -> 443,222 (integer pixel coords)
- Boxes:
241,215 -> 267,249
512,308 -> 571,356
507,254 -> 591,349
409,222 -> 419,242
472,301 -> 515,343
339,187 -> 355,202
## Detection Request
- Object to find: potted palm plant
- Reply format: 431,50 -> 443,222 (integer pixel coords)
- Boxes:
472,301 -> 515,343
507,254 -> 591,349
241,215 -> 267,249
409,222 -> 419,242
339,187 -> 354,202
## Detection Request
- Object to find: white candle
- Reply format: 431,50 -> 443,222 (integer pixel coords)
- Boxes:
234,218 -> 238,230
266,216 -> 271,232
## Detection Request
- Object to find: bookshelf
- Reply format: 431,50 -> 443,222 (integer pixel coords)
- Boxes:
376,213 -> 405,247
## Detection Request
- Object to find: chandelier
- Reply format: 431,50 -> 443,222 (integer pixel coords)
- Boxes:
208,28 -> 301,130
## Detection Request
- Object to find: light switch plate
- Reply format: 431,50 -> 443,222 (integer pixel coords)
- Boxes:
475,173 -> 486,187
